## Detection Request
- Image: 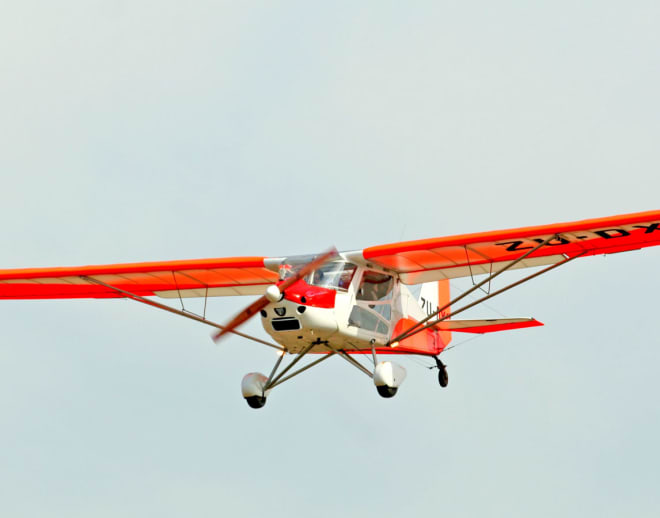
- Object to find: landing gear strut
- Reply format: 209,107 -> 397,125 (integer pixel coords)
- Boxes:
434,356 -> 448,387
242,344 -> 338,409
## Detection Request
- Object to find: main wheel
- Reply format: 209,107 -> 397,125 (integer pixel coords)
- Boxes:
376,385 -> 398,398
245,395 -> 267,409
438,366 -> 449,387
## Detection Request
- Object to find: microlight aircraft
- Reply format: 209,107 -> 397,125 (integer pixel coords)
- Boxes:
2,211 -> 659,408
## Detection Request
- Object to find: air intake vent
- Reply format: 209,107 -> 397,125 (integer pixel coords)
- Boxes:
271,318 -> 301,331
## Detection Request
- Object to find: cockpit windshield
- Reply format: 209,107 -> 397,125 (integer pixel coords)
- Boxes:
277,254 -> 316,281
278,263 -> 302,281
308,261 -> 357,291
278,257 -> 357,291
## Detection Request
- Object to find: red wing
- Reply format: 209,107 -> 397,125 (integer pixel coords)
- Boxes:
4,211 -> 659,299
360,210 -> 660,283
0,257 -> 280,300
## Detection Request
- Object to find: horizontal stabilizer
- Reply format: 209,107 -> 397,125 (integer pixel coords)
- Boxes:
435,318 -> 543,334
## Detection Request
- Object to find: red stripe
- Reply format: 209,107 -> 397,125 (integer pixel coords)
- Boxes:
0,257 -> 269,281
363,210 -> 660,258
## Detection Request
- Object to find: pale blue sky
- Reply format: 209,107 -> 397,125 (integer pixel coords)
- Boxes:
1,2 -> 659,517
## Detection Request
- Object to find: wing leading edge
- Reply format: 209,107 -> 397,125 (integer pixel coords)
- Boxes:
0,257 -> 280,300
357,210 -> 660,284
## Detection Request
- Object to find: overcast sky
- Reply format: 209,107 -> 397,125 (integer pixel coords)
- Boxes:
1,2 -> 659,517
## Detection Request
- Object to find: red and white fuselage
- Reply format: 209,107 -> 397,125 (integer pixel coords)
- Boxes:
259,256 -> 450,356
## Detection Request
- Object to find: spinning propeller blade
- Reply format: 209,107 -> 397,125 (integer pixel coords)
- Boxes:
212,247 -> 338,343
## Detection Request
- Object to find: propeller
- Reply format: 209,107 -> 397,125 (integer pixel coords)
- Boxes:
212,247 -> 338,343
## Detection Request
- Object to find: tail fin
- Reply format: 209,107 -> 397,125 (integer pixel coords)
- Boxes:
418,280 -> 452,347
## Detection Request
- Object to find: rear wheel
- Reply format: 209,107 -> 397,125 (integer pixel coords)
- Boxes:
438,368 -> 449,387
435,357 -> 449,387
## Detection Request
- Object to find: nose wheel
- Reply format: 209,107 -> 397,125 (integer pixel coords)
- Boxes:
434,356 -> 449,387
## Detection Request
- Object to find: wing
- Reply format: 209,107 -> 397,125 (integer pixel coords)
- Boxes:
0,257 -> 281,300
350,210 -> 660,284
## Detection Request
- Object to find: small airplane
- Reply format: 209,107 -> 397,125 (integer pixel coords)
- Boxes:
2,210 -> 659,408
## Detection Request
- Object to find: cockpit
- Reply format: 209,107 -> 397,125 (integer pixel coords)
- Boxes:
273,256 -> 397,341
278,259 -> 357,291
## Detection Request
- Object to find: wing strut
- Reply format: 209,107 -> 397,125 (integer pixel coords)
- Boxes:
391,250 -> 586,345
466,246 -> 494,294
80,276 -> 285,352
390,233 -> 561,345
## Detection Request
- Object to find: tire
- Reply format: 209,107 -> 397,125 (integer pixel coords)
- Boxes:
438,367 -> 449,388
376,385 -> 398,398
245,395 -> 267,409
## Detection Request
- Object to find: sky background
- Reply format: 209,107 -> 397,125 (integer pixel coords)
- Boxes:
1,1 -> 659,516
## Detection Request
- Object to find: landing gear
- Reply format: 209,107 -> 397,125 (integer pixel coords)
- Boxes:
241,344 -> 338,409
434,356 -> 448,387
373,361 -> 407,398
241,372 -> 271,410
245,395 -> 267,409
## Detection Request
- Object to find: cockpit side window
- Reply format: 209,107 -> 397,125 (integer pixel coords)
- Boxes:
356,271 -> 393,301
348,270 -> 395,335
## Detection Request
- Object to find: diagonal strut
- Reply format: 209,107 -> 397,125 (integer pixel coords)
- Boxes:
81,275 -> 285,351
393,251 -> 586,343
389,233 -> 561,345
